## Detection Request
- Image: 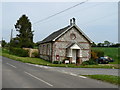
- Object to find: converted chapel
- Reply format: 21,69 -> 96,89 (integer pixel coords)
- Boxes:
38,18 -> 92,64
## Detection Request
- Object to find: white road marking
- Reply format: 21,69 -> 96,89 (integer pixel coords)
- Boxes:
26,63 -> 52,69
27,63 -> 86,79
61,71 -> 86,78
69,73 -> 77,76
24,71 -> 53,87
6,63 -> 17,68
61,71 -> 69,74
60,70 -> 87,78
79,75 -> 87,79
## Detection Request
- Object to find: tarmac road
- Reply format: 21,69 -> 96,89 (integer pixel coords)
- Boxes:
2,57 -> 118,88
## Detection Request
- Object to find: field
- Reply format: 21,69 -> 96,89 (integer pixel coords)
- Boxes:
92,47 -> 119,64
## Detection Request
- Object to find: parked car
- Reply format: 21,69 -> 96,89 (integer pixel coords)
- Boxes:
108,58 -> 114,62
104,56 -> 114,62
96,57 -> 109,64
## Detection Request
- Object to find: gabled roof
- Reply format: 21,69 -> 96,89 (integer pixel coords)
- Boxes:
39,23 -> 92,44
39,25 -> 70,44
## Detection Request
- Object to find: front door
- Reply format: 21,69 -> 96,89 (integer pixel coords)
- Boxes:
72,49 -> 76,63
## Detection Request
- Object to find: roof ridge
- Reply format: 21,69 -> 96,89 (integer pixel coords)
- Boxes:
39,25 -> 71,43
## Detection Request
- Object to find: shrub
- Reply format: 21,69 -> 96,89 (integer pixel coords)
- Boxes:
82,59 -> 98,65
91,50 -> 104,59
96,51 -> 104,57
10,47 -> 29,57
91,51 -> 98,59
32,51 -> 39,58
53,61 -> 62,64
82,61 -> 89,65
89,59 -> 98,65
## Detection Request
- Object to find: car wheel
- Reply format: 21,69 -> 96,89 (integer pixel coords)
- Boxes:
106,62 -> 109,64
99,61 -> 102,64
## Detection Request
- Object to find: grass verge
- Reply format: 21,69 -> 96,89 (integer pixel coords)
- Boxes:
1,48 -> 119,69
83,75 -> 120,85
0,48 -> 1,56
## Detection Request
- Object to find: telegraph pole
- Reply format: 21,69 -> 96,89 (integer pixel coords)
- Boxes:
10,29 -> 13,42
9,29 -> 13,53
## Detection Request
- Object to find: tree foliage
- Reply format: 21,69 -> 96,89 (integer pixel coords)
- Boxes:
104,41 -> 110,47
15,14 -> 34,48
92,42 -> 96,47
91,50 -> 104,59
1,40 -> 7,47
10,37 -> 21,48
92,41 -> 119,47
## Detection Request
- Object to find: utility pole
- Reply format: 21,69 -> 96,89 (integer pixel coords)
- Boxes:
9,29 -> 13,54
2,37 -> 3,41
1,37 -> 3,47
10,29 -> 13,42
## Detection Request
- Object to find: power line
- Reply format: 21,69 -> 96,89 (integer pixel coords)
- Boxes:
53,3 -> 103,21
33,0 -> 88,25
80,12 -> 116,26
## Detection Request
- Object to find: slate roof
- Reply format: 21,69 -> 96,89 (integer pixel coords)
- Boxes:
38,23 -> 92,44
39,25 -> 71,44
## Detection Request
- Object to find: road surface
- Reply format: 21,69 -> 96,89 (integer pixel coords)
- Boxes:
2,57 -> 118,88
49,66 -> 118,76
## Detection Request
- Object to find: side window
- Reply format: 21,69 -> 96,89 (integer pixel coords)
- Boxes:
42,45 -> 45,54
39,45 -> 41,54
46,44 -> 49,55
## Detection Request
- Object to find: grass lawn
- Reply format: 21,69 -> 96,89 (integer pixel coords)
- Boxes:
1,48 -> 118,69
0,48 -> 1,56
92,47 -> 119,64
84,75 -> 120,85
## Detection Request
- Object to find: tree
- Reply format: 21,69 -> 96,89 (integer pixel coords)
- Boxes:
115,43 -> 120,47
33,42 -> 40,49
97,43 -> 102,47
15,14 -> 34,48
1,40 -> 7,47
10,37 -> 21,48
110,43 -> 120,47
104,41 -> 110,47
92,42 -> 96,47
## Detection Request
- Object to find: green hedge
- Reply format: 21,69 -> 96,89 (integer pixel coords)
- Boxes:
10,47 -> 29,57
82,59 -> 98,65
53,61 -> 62,64
32,51 -> 39,58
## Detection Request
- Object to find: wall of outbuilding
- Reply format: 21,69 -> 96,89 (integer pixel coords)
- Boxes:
39,42 -> 52,61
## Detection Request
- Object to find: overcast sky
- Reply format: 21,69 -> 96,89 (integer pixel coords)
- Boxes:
1,1 -> 118,43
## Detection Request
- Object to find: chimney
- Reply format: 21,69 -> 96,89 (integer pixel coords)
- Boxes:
73,18 -> 75,24
70,18 -> 76,26
70,19 -> 72,26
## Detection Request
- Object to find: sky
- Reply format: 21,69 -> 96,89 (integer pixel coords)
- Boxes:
1,0 -> 118,43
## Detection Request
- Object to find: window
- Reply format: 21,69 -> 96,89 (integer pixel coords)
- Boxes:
42,45 -> 45,54
70,33 -> 76,40
47,44 -> 50,55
